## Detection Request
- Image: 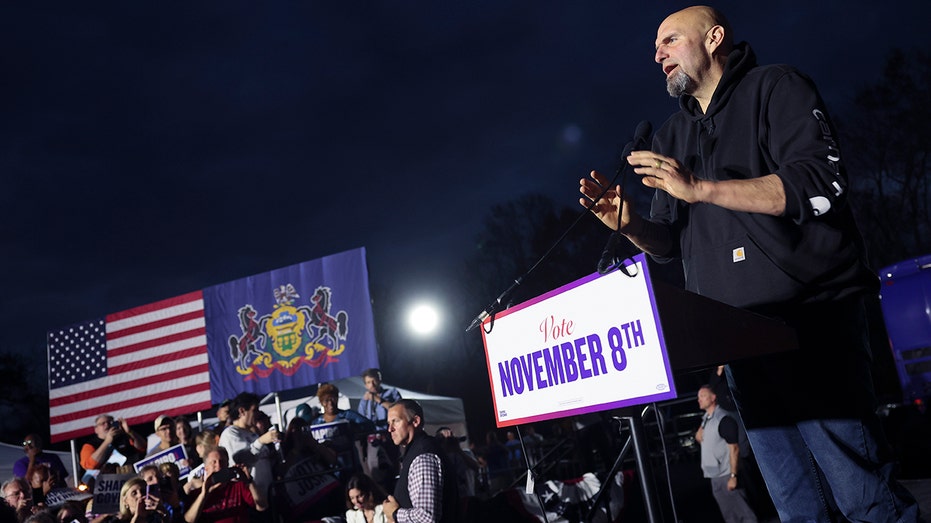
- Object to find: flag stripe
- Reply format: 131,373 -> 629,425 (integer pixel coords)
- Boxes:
109,345 -> 206,376
50,381 -> 211,425
107,309 -> 206,340
108,319 -> 206,353
49,360 -> 210,407
107,334 -> 206,370
49,356 -> 210,418
106,291 -> 204,325
51,392 -> 213,443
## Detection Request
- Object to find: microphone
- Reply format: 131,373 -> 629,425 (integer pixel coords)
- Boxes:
631,120 -> 653,151
596,120 -> 652,274
465,277 -> 522,333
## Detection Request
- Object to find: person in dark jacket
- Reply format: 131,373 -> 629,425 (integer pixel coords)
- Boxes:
382,400 -> 458,523
579,6 -> 918,522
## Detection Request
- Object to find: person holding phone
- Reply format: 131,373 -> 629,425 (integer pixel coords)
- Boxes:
92,477 -> 167,523
80,415 -> 146,489
15,434 -> 68,484
217,393 -> 278,512
183,448 -> 258,523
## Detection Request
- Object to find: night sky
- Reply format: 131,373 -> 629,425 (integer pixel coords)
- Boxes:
3,1 -> 930,436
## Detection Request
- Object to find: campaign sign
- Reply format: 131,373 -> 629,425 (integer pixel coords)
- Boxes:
481,253 -> 676,427
282,456 -> 341,515
306,420 -> 360,474
133,444 -> 192,479
44,487 -> 92,508
92,473 -> 135,514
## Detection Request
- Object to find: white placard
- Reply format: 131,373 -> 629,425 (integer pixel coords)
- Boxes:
481,254 -> 676,427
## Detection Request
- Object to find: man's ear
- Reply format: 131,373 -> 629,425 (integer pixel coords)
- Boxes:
706,25 -> 725,53
412,415 -> 423,429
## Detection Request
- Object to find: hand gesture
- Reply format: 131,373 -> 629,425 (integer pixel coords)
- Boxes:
235,464 -> 252,483
628,151 -> 703,204
258,426 -> 279,445
579,170 -> 639,233
383,495 -> 400,523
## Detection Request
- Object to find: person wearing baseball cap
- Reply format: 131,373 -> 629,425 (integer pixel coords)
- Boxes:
147,415 -> 179,456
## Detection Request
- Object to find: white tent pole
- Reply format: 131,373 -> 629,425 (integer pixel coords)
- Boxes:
274,392 -> 283,429
196,411 -> 204,432
70,439 -> 79,487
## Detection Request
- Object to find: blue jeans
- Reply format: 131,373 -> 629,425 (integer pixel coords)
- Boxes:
727,296 -> 921,522
746,419 -> 920,522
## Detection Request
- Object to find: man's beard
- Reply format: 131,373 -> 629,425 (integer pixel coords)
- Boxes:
666,70 -> 696,97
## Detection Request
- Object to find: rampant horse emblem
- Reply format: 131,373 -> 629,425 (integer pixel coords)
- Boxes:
308,286 -> 349,350
226,283 -> 350,380
228,305 -> 267,371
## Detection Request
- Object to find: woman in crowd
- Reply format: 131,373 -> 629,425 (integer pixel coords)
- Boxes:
27,463 -> 60,507
91,477 -> 168,523
310,384 -> 375,432
344,473 -> 388,523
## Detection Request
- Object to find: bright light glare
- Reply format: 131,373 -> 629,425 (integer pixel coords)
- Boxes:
408,303 -> 440,337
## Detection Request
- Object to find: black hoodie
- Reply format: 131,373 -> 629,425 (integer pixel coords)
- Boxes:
649,42 -> 876,312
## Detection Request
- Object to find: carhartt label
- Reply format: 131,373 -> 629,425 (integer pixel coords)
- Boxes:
733,247 -> 746,263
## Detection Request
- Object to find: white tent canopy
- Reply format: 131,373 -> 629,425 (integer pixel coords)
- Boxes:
0,442 -> 76,486
260,376 -> 470,444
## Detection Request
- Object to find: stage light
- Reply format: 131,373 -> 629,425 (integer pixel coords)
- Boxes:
408,303 -> 440,337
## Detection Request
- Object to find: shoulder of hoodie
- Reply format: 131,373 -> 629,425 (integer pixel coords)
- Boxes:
742,62 -> 819,91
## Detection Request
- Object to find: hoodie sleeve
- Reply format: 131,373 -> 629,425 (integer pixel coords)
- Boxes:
764,69 -> 849,224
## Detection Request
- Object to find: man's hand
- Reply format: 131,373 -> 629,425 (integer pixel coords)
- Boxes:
103,426 -> 119,445
579,170 -> 641,233
42,474 -> 56,494
235,464 -> 252,483
383,495 -> 400,523
727,475 -> 737,491
628,151 -> 705,204
258,427 -> 279,445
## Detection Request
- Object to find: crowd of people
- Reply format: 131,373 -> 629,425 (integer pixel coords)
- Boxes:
2,369 -> 541,523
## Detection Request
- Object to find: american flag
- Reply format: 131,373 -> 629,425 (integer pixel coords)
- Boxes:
47,291 -> 213,443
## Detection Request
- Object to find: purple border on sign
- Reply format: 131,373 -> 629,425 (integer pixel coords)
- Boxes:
483,253 -> 677,427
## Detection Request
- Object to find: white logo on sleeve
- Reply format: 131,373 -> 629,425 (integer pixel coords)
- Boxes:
809,196 -> 832,216
733,247 -> 746,263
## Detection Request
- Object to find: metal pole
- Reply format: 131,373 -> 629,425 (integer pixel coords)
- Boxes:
629,414 -> 662,522
274,392 -> 283,428
70,439 -> 79,488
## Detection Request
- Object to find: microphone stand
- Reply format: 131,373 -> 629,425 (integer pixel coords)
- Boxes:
465,123 -> 649,334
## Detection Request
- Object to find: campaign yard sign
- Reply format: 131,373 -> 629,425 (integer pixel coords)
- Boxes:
481,253 -> 676,427
133,444 -> 192,479
92,474 -> 136,515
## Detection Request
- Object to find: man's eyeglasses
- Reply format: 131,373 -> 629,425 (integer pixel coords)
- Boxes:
22,440 -> 33,447
4,489 -> 29,500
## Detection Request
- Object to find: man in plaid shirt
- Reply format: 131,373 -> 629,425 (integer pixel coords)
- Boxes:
383,399 -> 459,523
